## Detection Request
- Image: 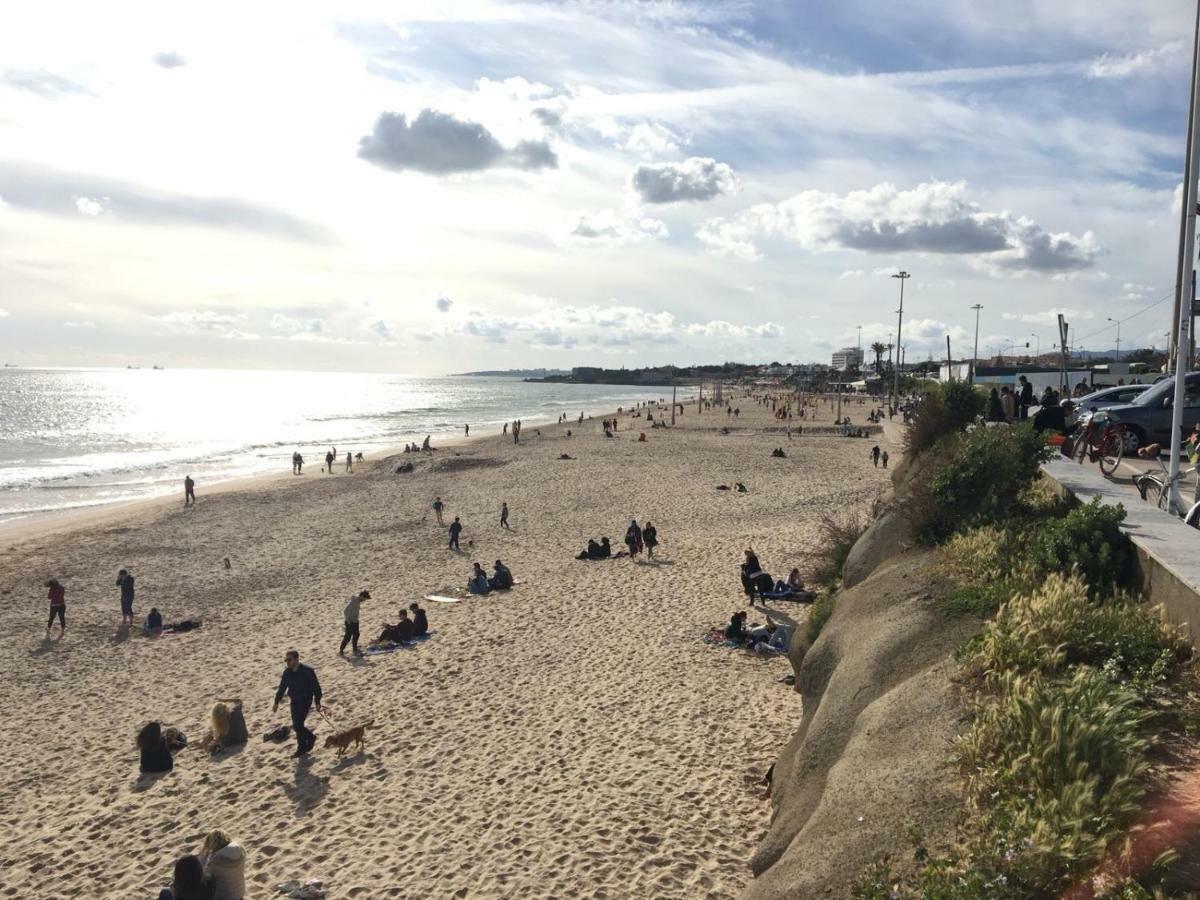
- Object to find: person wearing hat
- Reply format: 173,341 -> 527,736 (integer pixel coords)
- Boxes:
339,589 -> 371,657
116,568 -> 136,626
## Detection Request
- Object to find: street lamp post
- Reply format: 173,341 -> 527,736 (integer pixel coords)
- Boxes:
1107,318 -> 1122,361
891,271 -> 910,402
1029,333 -> 1040,362
970,303 -> 983,384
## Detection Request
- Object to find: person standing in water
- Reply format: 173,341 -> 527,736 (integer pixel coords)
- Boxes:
117,568 -> 136,626
184,475 -> 196,507
500,502 -> 510,529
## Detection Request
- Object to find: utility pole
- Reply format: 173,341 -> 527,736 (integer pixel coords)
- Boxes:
1171,3 -> 1200,371
891,271 -> 910,403
1169,0 -> 1200,514
970,303 -> 983,384
857,324 -> 863,357
1107,317 -> 1123,362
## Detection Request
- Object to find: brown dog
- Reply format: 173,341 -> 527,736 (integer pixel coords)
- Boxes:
323,720 -> 373,758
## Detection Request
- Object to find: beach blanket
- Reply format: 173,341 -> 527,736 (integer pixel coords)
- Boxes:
760,590 -> 814,603
364,634 -> 431,655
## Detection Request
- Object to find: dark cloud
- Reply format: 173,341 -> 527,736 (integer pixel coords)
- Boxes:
152,52 -> 187,69
633,157 -> 736,203
435,296 -> 453,312
532,107 -> 562,127
2,69 -> 89,99
0,161 -> 332,244
991,221 -> 1100,272
832,216 -> 1011,254
357,110 -> 557,175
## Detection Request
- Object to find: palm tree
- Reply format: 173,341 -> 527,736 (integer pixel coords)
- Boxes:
870,342 -> 887,376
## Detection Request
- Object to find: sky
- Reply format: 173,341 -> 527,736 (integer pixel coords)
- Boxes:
0,0 -> 1194,373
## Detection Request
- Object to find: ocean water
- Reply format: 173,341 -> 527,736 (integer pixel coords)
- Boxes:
0,368 -> 676,524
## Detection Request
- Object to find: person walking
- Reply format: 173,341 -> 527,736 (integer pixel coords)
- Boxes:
624,519 -> 643,560
500,502 -> 510,529
882,450 -> 890,469
449,516 -> 463,550
345,452 -> 352,473
325,451 -> 334,473
273,650 -> 325,758
433,496 -> 445,526
295,452 -> 303,474
870,445 -> 881,467
184,475 -> 196,507
339,590 -> 370,657
643,522 -> 658,559
117,568 -> 136,626
46,578 -> 66,635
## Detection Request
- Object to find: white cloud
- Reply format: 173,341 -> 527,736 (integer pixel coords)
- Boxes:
74,195 -> 107,216
1002,307 -> 1093,324
152,52 -> 187,69
700,181 -> 1101,274
633,157 -> 737,204
1088,42 -> 1182,79
0,309 -> 10,317
152,310 -> 245,330
564,208 -> 669,246
223,329 -> 262,341
622,121 -> 685,156
684,320 -> 784,338
435,296 -> 453,312
63,320 -> 96,328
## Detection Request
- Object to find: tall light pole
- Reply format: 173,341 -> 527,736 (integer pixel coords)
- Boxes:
891,271 -> 910,402
1107,317 -> 1123,361
1029,332 -> 1040,362
857,324 -> 863,357
970,303 -> 983,384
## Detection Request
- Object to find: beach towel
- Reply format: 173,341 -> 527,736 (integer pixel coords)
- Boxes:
277,880 -> 325,899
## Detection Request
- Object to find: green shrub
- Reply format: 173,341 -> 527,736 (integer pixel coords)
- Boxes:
938,525 -> 1010,585
916,423 -> 1051,543
952,667 -> 1153,892
811,507 -> 872,589
807,593 -> 837,644
963,573 -> 1186,684
937,581 -> 1013,618
1025,497 -> 1129,597
904,380 -> 987,455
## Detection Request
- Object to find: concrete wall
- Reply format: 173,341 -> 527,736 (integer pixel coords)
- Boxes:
1042,456 -> 1200,641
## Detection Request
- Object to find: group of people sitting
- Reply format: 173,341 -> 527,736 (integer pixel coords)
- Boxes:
771,447 -> 788,458
722,611 -> 792,653
138,699 -> 251,778
156,830 -> 246,900
142,608 -> 202,636
375,603 -> 429,643
740,549 -> 812,605
467,560 -> 514,594
576,537 -> 615,559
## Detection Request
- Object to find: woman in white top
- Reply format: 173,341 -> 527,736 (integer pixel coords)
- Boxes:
200,830 -> 245,900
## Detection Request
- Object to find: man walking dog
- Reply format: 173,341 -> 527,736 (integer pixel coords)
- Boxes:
274,650 -> 326,758
339,589 -> 370,657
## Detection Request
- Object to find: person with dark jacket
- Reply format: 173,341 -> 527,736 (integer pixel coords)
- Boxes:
724,611 -> 748,643
138,721 -> 174,774
117,569 -> 136,625
986,389 -> 1004,423
448,517 -> 463,550
378,609 -> 416,643
642,523 -> 658,558
157,854 -> 216,900
740,549 -> 764,604
1018,376 -> 1034,421
489,560 -> 514,590
409,603 -> 428,637
273,650 -> 325,758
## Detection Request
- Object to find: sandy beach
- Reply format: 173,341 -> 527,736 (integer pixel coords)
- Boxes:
0,393 -> 891,899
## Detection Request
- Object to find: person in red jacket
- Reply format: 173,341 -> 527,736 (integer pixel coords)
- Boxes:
46,578 -> 66,635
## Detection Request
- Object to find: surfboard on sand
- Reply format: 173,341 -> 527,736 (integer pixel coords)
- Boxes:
425,594 -> 463,603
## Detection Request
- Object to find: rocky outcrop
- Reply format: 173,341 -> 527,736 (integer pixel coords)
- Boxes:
745,549 -> 978,898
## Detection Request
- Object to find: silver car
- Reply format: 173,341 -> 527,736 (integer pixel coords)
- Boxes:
1069,384 -> 1151,426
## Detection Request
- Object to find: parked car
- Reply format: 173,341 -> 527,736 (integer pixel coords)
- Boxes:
1085,374 -> 1200,453
1068,384 -> 1152,425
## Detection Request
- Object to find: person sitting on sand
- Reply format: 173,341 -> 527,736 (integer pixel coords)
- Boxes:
577,539 -> 601,560
138,721 -> 175,774
199,700 -> 249,755
409,602 -> 428,637
145,607 -> 164,635
489,560 -> 513,590
787,569 -> 805,592
199,830 -> 245,900
157,854 -> 215,900
724,611 -> 748,644
468,563 -> 491,595
377,609 -> 415,643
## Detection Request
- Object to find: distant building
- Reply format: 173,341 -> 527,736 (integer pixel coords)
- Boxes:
571,367 -> 604,380
831,347 -> 863,371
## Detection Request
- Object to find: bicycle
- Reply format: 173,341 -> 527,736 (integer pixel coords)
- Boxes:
1132,445 -> 1200,521
1069,413 -> 1126,477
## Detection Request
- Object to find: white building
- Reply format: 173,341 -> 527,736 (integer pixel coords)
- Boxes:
831,347 -> 863,371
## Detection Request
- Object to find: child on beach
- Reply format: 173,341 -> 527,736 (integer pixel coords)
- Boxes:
433,497 -> 445,525
45,578 -> 66,635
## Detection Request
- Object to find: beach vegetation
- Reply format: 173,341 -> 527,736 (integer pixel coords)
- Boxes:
811,507 -> 872,590
806,592 -> 837,644
904,380 -> 987,455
